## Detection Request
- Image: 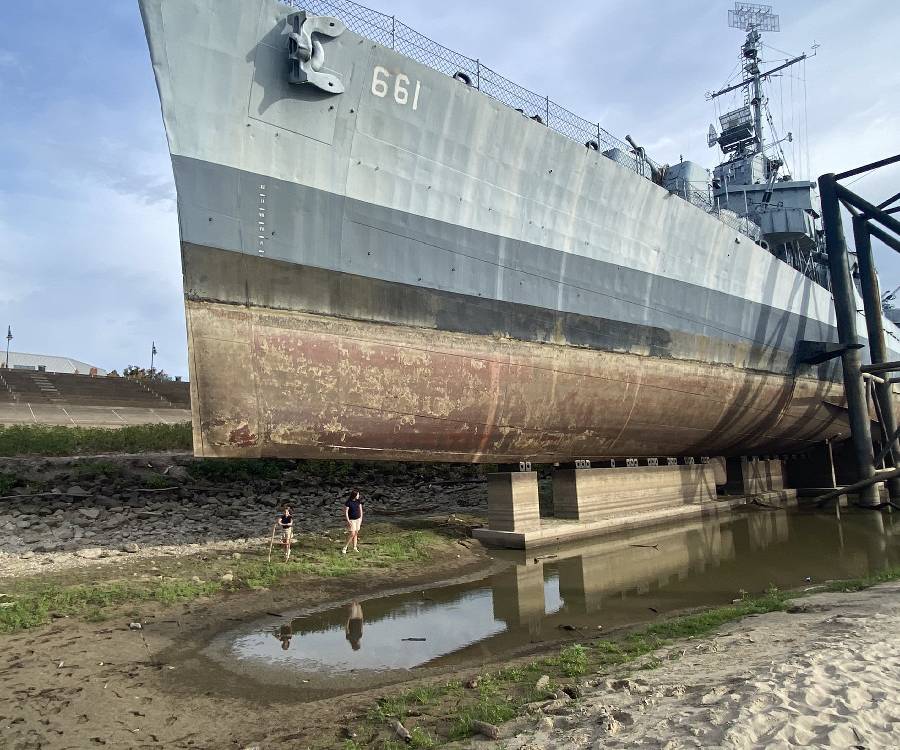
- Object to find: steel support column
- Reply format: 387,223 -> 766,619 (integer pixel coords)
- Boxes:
853,216 -> 900,499
818,173 -> 879,505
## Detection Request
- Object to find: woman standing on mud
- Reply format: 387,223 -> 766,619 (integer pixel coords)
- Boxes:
342,490 -> 363,554
277,505 -> 293,561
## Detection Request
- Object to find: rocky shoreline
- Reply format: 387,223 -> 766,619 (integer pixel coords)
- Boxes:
0,454 -> 488,577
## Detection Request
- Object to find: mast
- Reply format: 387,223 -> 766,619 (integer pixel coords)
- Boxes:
706,4 -> 824,286
745,28 -> 763,155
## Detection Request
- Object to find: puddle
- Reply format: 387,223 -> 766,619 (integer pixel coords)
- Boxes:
200,507 -> 899,698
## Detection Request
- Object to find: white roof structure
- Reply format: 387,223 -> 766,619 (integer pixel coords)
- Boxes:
3,351 -> 108,376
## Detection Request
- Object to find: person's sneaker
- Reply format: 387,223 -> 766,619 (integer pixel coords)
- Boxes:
341,546 -> 347,555
353,546 -> 359,553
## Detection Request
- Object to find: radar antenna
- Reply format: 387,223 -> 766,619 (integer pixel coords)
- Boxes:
728,2 -> 780,33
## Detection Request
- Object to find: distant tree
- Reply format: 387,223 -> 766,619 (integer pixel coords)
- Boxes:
123,365 -> 172,382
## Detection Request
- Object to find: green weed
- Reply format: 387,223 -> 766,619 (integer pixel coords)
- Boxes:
405,685 -> 444,706
0,471 -> 20,495
0,579 -> 219,633
557,643 -> 589,677
368,695 -> 408,723
639,656 -> 664,670
143,473 -> 175,489
187,458 -> 286,482
73,460 -> 123,479
449,696 -> 518,740
821,566 -> 900,592
408,727 -> 437,748
0,423 -> 192,456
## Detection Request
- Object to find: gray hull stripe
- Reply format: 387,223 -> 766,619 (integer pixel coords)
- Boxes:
172,154 -> 839,366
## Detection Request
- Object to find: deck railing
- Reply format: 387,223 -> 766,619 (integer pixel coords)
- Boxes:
283,0 -> 761,241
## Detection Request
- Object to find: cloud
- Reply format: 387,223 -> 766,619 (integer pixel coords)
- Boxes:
0,179 -> 183,374
3,0 -> 900,382
0,48 -> 23,72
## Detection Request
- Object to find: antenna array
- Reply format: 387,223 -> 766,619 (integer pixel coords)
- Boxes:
728,2 -> 780,33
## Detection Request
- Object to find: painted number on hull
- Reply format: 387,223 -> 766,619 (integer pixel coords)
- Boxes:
371,66 -> 421,110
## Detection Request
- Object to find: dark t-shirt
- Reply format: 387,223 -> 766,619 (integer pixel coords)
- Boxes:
345,498 -> 362,520
279,514 -> 293,528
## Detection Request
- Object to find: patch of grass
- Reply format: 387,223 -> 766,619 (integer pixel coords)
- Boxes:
236,529 -> 439,589
73,460 -> 123,480
0,471 -> 20,495
593,638 -> 631,667
405,684 -> 445,706
408,727 -> 437,748
298,459 -> 354,481
0,579 -> 219,633
0,423 -> 192,456
495,663 -> 535,681
368,695 -> 409,723
641,585 -> 788,642
821,566 -> 900,592
449,696 -> 519,740
556,643 -> 589,677
187,458 -> 286,482
638,655 -> 664,670
143,473 -> 175,489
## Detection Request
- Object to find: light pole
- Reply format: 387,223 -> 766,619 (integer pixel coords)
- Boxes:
4,326 -> 11,369
150,341 -> 157,374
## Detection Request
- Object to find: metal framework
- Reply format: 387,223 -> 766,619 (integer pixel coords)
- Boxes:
818,154 -> 900,506
728,3 -> 780,33
284,0 -> 760,240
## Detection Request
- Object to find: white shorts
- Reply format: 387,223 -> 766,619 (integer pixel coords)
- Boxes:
347,518 -> 361,532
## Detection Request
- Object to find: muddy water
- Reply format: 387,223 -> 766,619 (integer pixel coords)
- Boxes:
201,507 -> 899,698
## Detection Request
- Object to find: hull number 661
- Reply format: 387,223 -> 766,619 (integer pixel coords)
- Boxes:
371,66 -> 421,110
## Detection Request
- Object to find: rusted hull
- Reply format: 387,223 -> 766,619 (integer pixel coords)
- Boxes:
186,294 -> 848,462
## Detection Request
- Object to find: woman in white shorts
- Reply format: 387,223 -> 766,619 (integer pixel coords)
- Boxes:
342,490 -> 363,554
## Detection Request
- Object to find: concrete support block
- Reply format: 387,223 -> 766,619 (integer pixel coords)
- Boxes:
741,457 -> 785,494
708,456 -> 727,486
552,464 -> 716,522
486,471 -> 540,532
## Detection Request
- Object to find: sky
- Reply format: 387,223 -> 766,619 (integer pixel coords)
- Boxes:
1,0 -> 899,379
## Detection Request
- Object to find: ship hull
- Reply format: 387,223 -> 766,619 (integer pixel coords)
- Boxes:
140,0 -> 885,462
184,242 -> 846,461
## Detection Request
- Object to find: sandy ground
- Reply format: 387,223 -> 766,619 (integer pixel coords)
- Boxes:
492,582 -> 900,750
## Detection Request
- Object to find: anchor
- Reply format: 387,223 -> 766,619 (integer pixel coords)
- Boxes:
286,11 -> 346,94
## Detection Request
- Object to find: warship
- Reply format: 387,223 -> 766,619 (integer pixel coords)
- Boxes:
140,0 -> 899,462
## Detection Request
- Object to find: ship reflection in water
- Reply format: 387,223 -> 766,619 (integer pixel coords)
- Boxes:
206,508 -> 898,692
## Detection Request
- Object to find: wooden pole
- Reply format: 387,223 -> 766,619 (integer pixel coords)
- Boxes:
267,523 -> 277,563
